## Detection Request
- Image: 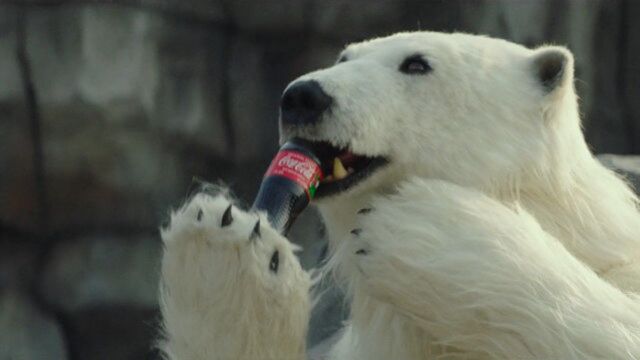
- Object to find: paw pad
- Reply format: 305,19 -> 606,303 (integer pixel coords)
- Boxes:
357,208 -> 373,214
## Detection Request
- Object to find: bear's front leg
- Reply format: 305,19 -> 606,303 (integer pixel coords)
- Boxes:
159,191 -> 311,360
337,178 -> 640,360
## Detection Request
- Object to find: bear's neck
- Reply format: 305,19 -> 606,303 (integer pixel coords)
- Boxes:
514,92 -> 640,279
518,152 -> 640,275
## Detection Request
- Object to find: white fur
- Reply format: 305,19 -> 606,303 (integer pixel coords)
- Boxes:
159,193 -> 310,360
329,179 -> 640,359
159,31 -> 640,359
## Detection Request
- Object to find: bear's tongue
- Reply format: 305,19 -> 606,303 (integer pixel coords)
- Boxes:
338,152 -> 359,165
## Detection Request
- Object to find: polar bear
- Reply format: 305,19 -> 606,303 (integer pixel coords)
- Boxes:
158,32 -> 640,359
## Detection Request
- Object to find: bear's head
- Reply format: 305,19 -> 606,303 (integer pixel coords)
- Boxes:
279,31 -> 579,201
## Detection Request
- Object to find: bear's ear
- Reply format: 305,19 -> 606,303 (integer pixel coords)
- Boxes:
531,46 -> 573,92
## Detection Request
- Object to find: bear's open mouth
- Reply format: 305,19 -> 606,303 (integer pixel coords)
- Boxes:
304,140 -> 388,198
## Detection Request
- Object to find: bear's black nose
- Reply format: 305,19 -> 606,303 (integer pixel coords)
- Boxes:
280,80 -> 332,126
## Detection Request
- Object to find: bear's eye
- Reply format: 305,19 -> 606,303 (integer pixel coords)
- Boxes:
337,55 -> 348,64
269,250 -> 279,273
399,55 -> 431,75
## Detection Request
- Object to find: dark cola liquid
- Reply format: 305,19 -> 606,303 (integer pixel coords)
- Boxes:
251,138 -> 323,235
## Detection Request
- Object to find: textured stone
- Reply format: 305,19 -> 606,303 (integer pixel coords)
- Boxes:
0,290 -> 68,360
0,103 -> 40,232
463,0 -> 555,44
404,0 -> 476,34
585,1 -> 628,153
23,6 -> 84,105
293,38 -> 344,73
65,305 -> 159,360
141,0 -> 226,22
40,102 -> 187,231
75,7 -> 159,111
40,236 -> 161,312
0,1 -> 639,358
4,6 -> 236,231
228,36 -> 280,163
0,6 -> 22,101
310,0 -> 405,40
623,1 -> 640,153
25,6 -> 229,154
151,18 -> 229,155
230,0 -> 308,32
0,7 -> 41,232
0,238 -> 39,289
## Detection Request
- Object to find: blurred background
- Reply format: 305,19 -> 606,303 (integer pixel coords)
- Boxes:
1,0 -> 639,359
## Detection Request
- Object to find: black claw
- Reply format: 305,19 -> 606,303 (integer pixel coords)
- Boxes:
250,220 -> 261,241
221,205 -> 233,227
196,209 -> 203,221
350,228 -> 362,236
355,249 -> 368,255
357,208 -> 372,214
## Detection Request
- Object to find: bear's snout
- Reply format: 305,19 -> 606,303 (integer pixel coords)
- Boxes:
280,80 -> 333,127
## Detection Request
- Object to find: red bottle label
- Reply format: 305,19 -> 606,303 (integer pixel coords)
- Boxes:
264,150 -> 323,199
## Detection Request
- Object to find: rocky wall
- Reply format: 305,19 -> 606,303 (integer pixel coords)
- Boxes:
1,1 -> 639,359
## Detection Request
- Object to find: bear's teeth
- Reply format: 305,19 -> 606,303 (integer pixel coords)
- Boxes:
333,157 -> 348,180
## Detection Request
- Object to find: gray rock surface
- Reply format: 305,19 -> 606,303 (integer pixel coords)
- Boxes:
151,14 -> 230,155
41,102 -> 187,231
229,36 -> 279,163
230,0 -> 308,32
0,290 -> 68,360
64,305 -> 160,360
0,104 -> 39,231
623,1 -> 640,150
39,235 -> 161,312
0,6 -> 21,100
0,239 -> 39,289
310,0 -> 406,40
1,1 -> 639,358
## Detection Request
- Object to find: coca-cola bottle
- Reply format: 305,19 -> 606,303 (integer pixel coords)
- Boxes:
252,138 -> 323,235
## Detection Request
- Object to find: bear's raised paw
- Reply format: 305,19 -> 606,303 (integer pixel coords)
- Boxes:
158,191 -> 312,360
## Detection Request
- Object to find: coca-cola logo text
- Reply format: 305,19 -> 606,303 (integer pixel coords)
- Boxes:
277,154 -> 316,180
